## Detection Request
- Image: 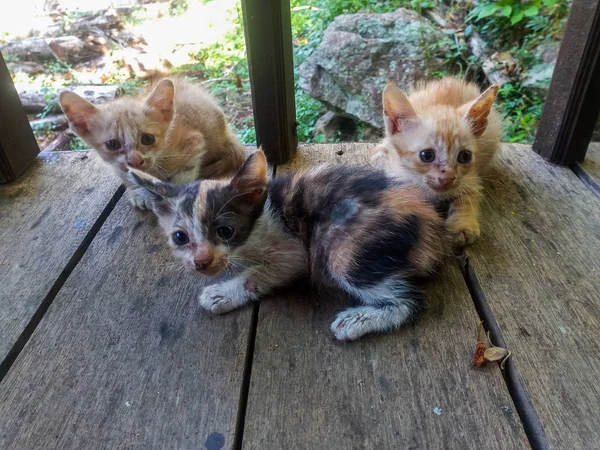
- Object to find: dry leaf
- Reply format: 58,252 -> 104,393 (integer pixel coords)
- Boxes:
473,340 -> 487,368
473,322 -> 511,369
484,347 -> 510,362
473,321 -> 488,367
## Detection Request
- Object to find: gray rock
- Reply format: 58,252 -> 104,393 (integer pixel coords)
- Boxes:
7,62 -> 46,75
0,38 -> 56,63
533,41 -> 560,64
314,111 -> 357,141
522,63 -> 554,98
299,8 -> 453,128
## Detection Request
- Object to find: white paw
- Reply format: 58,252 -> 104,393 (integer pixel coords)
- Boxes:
331,308 -> 372,341
128,190 -> 151,211
198,285 -> 238,314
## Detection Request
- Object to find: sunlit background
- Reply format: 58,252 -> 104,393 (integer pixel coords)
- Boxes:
1,0 -> 575,151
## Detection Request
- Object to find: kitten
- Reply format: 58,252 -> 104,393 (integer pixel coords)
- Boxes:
59,77 -> 246,209
128,150 -> 448,341
370,77 -> 502,246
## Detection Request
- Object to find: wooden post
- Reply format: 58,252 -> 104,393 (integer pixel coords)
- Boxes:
0,52 -> 40,183
241,0 -> 297,165
532,0 -> 600,166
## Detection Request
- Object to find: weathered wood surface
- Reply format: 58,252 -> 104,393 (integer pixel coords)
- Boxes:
580,142 -> 600,187
469,144 -> 600,448
0,152 -> 120,365
0,197 -> 253,449
242,144 -> 527,449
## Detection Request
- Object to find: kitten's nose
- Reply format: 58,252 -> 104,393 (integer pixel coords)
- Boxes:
126,152 -> 144,169
438,176 -> 456,187
194,255 -> 214,271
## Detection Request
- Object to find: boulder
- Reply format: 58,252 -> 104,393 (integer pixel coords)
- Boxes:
522,40 -> 560,99
299,8 -> 453,128
522,63 -> 554,98
314,111 -> 358,141
0,38 -> 56,63
7,62 -> 47,75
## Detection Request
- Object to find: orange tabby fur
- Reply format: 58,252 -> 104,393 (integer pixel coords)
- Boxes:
370,77 -> 502,246
59,77 -> 246,209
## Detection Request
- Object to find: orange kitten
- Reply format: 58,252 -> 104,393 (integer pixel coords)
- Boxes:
59,77 -> 246,209
370,77 -> 502,246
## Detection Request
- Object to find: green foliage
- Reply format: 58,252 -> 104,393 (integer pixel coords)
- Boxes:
172,0 -> 569,144
496,82 -> 544,143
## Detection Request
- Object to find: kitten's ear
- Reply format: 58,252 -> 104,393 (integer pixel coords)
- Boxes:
462,84 -> 499,137
59,90 -> 99,136
145,79 -> 175,124
127,168 -> 181,216
229,149 -> 267,205
382,81 -> 417,135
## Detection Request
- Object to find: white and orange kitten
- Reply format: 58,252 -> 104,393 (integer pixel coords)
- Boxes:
59,77 -> 246,209
370,77 -> 502,246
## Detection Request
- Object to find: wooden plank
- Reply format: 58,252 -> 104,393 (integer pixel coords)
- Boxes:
242,144 -> 527,449
469,143 -> 600,448
240,0 -> 297,165
0,52 -> 40,183
532,0 -> 600,165
0,151 -> 121,369
0,196 -> 253,449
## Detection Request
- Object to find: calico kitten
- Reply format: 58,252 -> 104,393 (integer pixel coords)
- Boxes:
128,150 -> 448,341
370,77 -> 502,246
59,77 -> 246,209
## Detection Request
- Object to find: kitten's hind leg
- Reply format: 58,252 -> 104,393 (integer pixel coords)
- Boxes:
331,278 -> 424,341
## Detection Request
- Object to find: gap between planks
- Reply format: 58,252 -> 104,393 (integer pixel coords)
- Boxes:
0,185 -> 125,381
458,255 -> 549,450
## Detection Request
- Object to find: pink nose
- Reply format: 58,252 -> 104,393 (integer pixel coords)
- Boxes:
194,255 -> 214,270
126,152 -> 144,169
438,176 -> 456,187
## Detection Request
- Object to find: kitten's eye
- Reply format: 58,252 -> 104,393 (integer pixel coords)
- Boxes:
172,231 -> 189,246
419,149 -> 435,163
105,139 -> 121,151
457,150 -> 473,164
141,133 -> 155,145
217,226 -> 235,241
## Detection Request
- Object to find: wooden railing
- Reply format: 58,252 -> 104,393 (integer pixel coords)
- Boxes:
1,0 -> 599,182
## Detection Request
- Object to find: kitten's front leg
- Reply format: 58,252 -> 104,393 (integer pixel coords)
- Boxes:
127,186 -> 152,210
199,276 -> 256,314
199,251 -> 308,314
446,188 -> 481,247
370,144 -> 404,173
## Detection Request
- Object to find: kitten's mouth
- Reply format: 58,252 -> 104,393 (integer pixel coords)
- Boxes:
429,184 -> 455,192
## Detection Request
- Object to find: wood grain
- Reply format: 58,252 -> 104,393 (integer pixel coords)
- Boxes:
241,144 -> 527,449
0,197 -> 253,449
0,151 -> 120,364
469,144 -> 600,448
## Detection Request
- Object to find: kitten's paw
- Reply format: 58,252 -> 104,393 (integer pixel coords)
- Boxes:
128,190 -> 151,211
198,285 -> 237,315
447,218 -> 480,247
331,309 -> 371,341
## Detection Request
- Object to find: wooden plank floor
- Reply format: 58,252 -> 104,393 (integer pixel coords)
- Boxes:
0,196 -> 253,449
469,145 -> 600,449
1,143 -> 600,449
0,152 -> 120,368
242,144 -> 526,449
